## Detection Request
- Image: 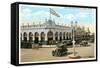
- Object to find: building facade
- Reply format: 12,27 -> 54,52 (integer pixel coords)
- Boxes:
20,19 -> 73,45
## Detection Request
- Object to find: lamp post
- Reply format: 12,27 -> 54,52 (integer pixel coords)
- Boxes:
72,21 -> 76,56
69,21 -> 80,59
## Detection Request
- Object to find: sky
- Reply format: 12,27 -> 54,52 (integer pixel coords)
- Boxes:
19,4 -> 96,33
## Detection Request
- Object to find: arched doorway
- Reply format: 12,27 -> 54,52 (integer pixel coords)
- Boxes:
69,32 -> 71,40
59,32 -> 62,41
34,32 -> 39,44
20,33 -> 22,47
20,33 -> 22,41
29,32 -> 33,42
66,32 -> 68,40
40,32 -> 45,42
23,32 -> 27,42
63,32 -> 65,40
47,31 -> 53,44
55,32 -> 58,41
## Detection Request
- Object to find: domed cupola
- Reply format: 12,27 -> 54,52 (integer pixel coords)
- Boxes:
44,19 -> 56,26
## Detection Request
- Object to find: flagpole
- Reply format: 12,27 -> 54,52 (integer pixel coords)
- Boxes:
49,8 -> 51,20
73,25 -> 75,56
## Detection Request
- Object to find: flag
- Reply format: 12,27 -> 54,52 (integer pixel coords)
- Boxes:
49,8 -> 60,17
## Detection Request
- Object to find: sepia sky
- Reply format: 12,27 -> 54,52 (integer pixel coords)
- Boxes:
19,4 -> 96,33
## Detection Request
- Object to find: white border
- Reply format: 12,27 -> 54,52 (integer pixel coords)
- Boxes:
19,4 -> 97,64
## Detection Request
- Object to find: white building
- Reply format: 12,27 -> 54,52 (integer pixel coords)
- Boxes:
20,19 -> 73,45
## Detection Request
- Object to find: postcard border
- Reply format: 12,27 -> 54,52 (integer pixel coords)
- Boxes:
11,2 -> 98,66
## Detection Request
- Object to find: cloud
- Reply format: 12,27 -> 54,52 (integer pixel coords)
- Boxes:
20,7 -> 49,18
19,8 -> 51,25
63,11 -> 91,21
22,8 -> 32,14
78,12 -> 87,18
33,11 -> 49,17
21,8 -> 33,17
65,14 -> 76,20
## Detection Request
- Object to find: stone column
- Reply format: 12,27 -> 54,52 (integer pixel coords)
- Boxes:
45,33 -> 47,45
27,35 -> 29,41
39,34 -> 41,41
53,34 -> 55,40
58,35 -> 59,41
45,33 -> 47,41
33,35 -> 34,41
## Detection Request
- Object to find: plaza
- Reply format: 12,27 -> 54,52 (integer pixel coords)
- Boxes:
20,43 -> 95,62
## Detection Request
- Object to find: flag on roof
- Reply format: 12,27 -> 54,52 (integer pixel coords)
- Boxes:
49,8 -> 60,17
